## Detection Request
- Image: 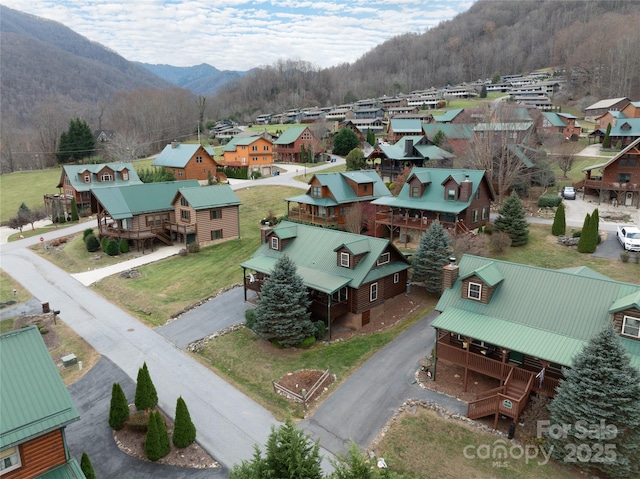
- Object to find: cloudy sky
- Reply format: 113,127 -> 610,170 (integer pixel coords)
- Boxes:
3,0 -> 474,71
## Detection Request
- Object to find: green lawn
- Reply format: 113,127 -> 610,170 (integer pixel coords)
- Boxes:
0,168 -> 62,223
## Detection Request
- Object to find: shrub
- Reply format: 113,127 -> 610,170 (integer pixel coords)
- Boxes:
621,251 -> 630,263
298,336 -> 316,349
173,397 -> 197,448
145,411 -> 163,461
80,452 -> 96,479
572,230 -> 582,238
551,203 -> 566,236
492,231 -> 512,253
105,239 -> 120,256
83,228 -> 95,240
155,411 -> 171,457
483,223 -> 493,235
314,321 -> 325,340
538,195 -> 562,208
85,234 -> 100,252
127,410 -> 150,432
135,362 -> 158,411
245,308 -> 256,330
187,242 -> 200,254
101,237 -> 109,252
108,382 -> 129,430
119,239 -> 129,253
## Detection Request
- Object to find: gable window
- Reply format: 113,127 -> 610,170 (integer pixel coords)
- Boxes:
468,282 -> 482,300
210,209 -> 222,220
475,188 -> 480,200
180,197 -> 189,207
340,252 -> 350,268
377,252 -> 390,265
180,210 -> 190,222
211,229 -> 223,240
410,186 -> 420,198
370,282 -> 378,301
393,272 -> 400,284
101,173 -> 113,182
196,156 -> 202,163
311,186 -> 322,198
270,236 -> 279,250
622,316 -> 640,338
84,175 -> 91,183
447,189 -> 456,200
1,446 -> 21,473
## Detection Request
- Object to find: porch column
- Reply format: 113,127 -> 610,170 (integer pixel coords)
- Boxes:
242,267 -> 247,302
501,348 -> 510,380
327,294 -> 332,341
463,336 -> 471,392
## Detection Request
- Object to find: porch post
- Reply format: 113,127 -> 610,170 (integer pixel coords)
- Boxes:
327,294 -> 332,341
501,348 -> 509,380
463,336 -> 471,392
242,267 -> 247,302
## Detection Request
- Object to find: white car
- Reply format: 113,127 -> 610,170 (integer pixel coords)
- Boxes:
617,226 -> 640,251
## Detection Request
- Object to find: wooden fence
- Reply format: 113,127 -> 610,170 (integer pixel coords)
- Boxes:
273,369 -> 330,405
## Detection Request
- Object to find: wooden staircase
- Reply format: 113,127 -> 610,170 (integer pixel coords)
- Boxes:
467,368 -> 535,426
154,229 -> 173,246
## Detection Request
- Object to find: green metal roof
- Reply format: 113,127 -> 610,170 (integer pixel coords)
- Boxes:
376,136 -> 454,162
286,171 -> 391,207
372,168 -> 490,213
152,143 -> 214,168
541,112 -> 567,128
506,144 -> 536,168
37,459 -> 86,479
592,119 -> 640,137
422,123 -> 473,139
610,290 -> 640,313
240,221 -> 410,294
460,262 -> 504,287
473,122 -> 534,132
557,266 -> 612,281
223,135 -> 268,152
92,180 -> 199,220
273,126 -> 308,145
0,326 -> 80,449
175,185 -> 241,210
389,119 -> 423,133
57,162 -> 142,192
431,108 -> 463,123
434,255 -> 640,368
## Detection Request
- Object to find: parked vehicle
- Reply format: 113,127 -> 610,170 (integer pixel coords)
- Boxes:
617,225 -> 640,251
561,186 -> 576,200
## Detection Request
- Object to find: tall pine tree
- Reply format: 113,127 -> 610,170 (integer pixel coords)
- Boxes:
551,203 -> 566,236
547,323 -> 640,478
494,191 -> 529,246
253,255 -> 314,348
173,396 -> 197,448
108,382 -> 129,430
135,362 -> 158,411
145,411 -> 163,461
602,123 -> 612,149
577,212 -> 596,253
80,452 -> 96,479
57,118 -> 95,163
412,220 -> 452,293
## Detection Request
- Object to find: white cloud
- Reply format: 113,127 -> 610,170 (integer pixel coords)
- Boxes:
2,0 -> 473,70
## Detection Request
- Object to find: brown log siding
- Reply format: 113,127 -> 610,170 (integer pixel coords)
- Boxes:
461,277 -> 494,303
194,206 -> 240,244
4,429 -> 67,479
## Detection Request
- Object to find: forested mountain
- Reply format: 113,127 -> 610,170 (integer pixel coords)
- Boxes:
0,5 -> 171,126
136,62 -> 248,96
209,0 -> 640,122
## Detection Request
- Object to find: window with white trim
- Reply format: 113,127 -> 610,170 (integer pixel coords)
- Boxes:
122,171 -> 129,180
0,446 -> 21,474
622,315 -> 640,338
410,186 -> 420,198
370,282 -> 378,301
84,174 -> 91,183
472,209 -> 479,223
393,272 -> 400,284
447,189 -> 456,200
101,172 -> 113,182
340,252 -> 350,267
377,252 -> 390,265
270,237 -> 279,250
482,207 -> 489,220
311,186 -> 321,197
468,282 -> 482,300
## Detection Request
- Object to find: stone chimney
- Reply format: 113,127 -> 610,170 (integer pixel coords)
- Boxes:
171,140 -> 179,149
442,257 -> 459,290
459,175 -> 472,202
404,139 -> 414,157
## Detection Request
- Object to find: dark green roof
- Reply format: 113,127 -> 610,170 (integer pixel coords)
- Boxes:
92,180 -> 199,220
0,327 -> 80,449
431,108 -> 463,123
376,136 -> 454,162
433,255 -> 640,368
58,163 -> 142,192
273,126 -> 308,145
175,185 -> 241,210
389,118 -> 423,133
286,171 -> 391,207
372,168 -> 490,213
422,123 -> 473,139
241,222 -> 410,294
37,459 -> 86,479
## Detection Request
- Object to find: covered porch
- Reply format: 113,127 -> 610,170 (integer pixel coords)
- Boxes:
374,207 -> 470,246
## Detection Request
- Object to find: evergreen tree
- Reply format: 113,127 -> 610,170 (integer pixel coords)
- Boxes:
480,84 -> 487,98
135,362 -> 158,411
145,411 -> 163,461
57,118 -> 96,163
253,255 -> 314,348
345,148 -> 365,171
432,130 -> 446,147
551,203 -> 566,236
591,207 -> 599,244
108,382 -> 129,430
366,129 -> 376,146
547,323 -> 640,479
493,191 -> 529,246
330,440 -> 375,479
80,452 -> 96,479
70,198 -> 79,221
577,213 -> 596,253
332,128 -> 359,156
602,123 -> 612,149
173,396 -> 197,448
155,411 -> 171,457
85,234 -> 100,252
411,221 -> 452,293
264,420 -> 323,479
229,447 -> 268,479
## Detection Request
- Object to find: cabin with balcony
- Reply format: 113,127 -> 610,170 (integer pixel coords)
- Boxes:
91,180 -> 199,251
588,118 -> 640,149
575,137 -> 640,208
365,136 -> 455,183
432,255 -> 640,429
241,222 -> 410,337
0,326 -> 86,479
372,168 -> 493,246
273,126 -> 321,163
285,171 -> 391,231
222,134 -> 274,176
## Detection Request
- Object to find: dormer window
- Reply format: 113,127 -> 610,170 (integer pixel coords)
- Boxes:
377,252 -> 390,265
622,315 -> 640,338
447,189 -> 456,201
84,175 -> 91,183
340,252 -> 350,267
122,171 -> 129,180
271,237 -> 279,250
468,282 -> 482,300
410,186 -> 420,198
101,173 -> 113,182
311,186 -> 321,198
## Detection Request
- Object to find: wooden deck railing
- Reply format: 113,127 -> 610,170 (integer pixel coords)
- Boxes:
467,395 -> 499,419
